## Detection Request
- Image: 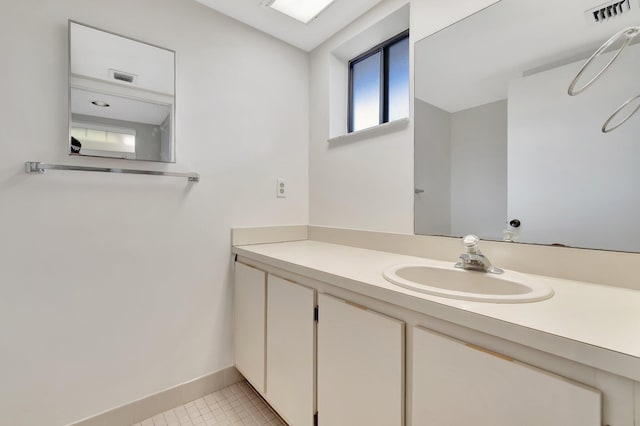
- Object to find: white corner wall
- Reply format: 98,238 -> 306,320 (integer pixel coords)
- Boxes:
309,0 -> 500,234
309,0 -> 414,233
0,1 -> 308,425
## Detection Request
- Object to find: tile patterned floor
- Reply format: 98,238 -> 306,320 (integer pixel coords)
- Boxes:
132,381 -> 287,426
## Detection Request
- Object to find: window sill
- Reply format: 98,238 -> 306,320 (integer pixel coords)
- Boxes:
328,118 -> 410,144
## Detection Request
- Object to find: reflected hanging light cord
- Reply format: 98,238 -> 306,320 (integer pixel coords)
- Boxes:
602,94 -> 640,133
568,26 -> 640,96
568,26 -> 640,133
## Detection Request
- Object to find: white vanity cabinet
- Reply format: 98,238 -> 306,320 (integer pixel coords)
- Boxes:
234,255 -> 637,426
265,275 -> 315,426
234,261 -> 406,426
234,263 -> 316,425
317,294 -> 405,426
411,326 -> 602,426
233,262 -> 266,393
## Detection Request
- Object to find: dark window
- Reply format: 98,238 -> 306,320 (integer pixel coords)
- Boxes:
348,30 -> 409,133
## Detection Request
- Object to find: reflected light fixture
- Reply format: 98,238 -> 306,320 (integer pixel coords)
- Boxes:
91,100 -> 110,107
264,0 -> 337,24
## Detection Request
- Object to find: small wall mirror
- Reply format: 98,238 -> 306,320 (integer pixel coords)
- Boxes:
69,21 -> 175,163
414,0 -> 640,253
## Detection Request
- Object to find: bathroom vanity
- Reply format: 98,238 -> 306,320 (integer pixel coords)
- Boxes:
232,227 -> 640,426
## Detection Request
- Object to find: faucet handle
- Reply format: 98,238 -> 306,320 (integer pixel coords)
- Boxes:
462,234 -> 480,253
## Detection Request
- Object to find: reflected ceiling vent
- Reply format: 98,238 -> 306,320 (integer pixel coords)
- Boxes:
585,0 -> 632,24
108,69 -> 136,84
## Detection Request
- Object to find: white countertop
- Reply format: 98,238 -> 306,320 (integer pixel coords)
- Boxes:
233,240 -> 640,381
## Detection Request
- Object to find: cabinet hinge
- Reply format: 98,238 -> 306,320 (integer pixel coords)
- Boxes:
314,412 -> 318,426
233,253 -> 238,262
314,306 -> 319,322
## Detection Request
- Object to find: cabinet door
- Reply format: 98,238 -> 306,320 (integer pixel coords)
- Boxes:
317,294 -> 404,426
412,326 -> 601,426
266,275 -> 315,426
234,262 -> 266,393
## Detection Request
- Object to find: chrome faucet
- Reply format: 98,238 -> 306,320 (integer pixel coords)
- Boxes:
455,235 -> 504,274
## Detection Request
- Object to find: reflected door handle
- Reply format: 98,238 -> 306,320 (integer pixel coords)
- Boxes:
415,189 -> 425,194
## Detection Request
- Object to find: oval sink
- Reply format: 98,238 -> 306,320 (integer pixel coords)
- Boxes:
382,263 -> 553,303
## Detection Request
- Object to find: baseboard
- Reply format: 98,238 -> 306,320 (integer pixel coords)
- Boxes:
68,366 -> 244,426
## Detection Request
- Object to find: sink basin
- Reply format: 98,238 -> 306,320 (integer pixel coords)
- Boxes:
382,263 -> 554,303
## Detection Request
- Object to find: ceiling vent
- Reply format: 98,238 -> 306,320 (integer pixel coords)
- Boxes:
585,0 -> 632,23
109,69 -> 136,84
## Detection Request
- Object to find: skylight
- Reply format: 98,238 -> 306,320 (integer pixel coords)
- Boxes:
267,0 -> 336,24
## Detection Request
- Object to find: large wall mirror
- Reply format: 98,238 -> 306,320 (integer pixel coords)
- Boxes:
69,21 -> 175,163
414,0 -> 640,252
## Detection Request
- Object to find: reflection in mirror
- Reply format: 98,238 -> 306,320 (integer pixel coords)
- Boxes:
69,21 -> 175,163
414,0 -> 640,252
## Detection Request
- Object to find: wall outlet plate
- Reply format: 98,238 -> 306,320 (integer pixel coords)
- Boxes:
277,178 -> 287,198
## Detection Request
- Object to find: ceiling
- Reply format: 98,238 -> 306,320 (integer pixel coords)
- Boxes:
70,22 -> 174,96
194,0 -> 386,51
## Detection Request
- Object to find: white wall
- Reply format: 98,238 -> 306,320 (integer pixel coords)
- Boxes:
414,99 -> 451,235
309,0 -> 414,233
450,100 -> 507,238
508,45 -> 640,252
309,0 -> 499,233
0,1 -> 308,425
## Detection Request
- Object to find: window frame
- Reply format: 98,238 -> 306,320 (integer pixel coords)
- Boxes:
347,29 -> 409,133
